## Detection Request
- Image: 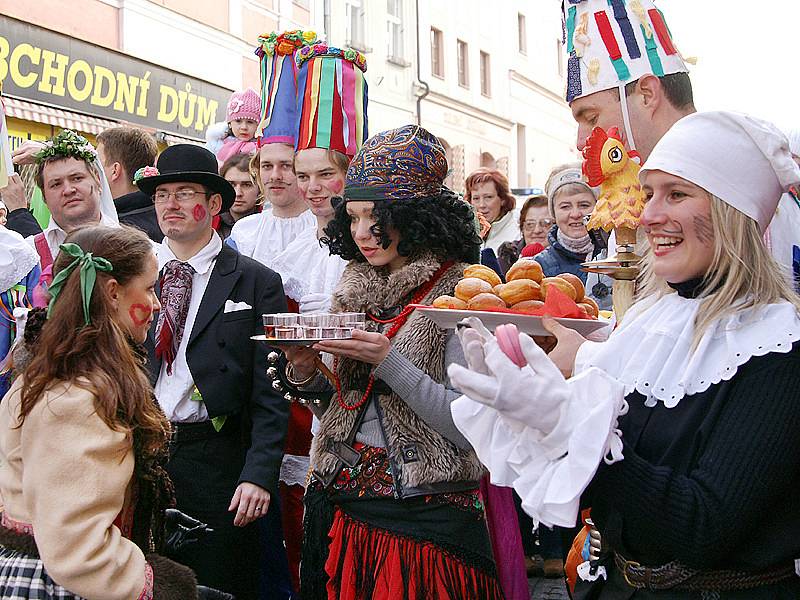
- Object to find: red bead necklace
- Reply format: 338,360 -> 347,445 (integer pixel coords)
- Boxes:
334,261 -> 454,410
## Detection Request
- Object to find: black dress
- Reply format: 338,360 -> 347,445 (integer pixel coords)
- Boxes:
578,282 -> 800,599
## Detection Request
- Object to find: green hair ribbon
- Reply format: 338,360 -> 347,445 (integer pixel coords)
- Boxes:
47,243 -> 113,325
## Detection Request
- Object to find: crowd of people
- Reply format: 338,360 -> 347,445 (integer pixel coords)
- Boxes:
0,1 -> 799,599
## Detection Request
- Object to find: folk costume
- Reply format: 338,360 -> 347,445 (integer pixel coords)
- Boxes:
227,31 -> 317,271
0,228 -> 39,396
267,44 -> 369,591
450,111 -> 800,598
137,145 -> 290,600
0,242 -> 195,599
293,126 -> 503,600
26,130 -> 120,280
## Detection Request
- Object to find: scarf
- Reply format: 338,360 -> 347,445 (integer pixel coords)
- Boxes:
557,228 -> 594,256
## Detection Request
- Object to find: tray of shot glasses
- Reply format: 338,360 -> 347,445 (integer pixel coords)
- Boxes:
251,312 -> 367,346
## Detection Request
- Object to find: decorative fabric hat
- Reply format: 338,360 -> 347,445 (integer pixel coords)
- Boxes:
640,111 -> 800,233
562,0 -> 688,104
135,144 -> 236,211
226,88 -> 261,123
545,164 -> 595,216
35,129 -> 119,226
295,45 -> 368,158
255,30 -> 319,146
343,125 -> 447,202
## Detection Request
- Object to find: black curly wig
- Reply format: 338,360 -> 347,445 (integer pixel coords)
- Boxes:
322,189 -> 481,265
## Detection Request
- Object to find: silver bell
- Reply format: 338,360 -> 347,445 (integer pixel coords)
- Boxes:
267,351 -> 280,364
266,367 -> 278,379
272,380 -> 284,392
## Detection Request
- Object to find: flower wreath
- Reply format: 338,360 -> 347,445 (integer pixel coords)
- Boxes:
255,29 -> 318,58
295,44 -> 367,72
34,130 -> 97,164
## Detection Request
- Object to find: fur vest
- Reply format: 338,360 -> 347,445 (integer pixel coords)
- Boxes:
310,254 -> 485,494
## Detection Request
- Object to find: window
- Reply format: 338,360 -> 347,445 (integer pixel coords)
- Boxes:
480,51 -> 491,96
347,0 -> 367,51
557,38 -> 564,77
430,28 -> 444,78
387,0 -> 405,61
457,40 -> 469,87
518,13 -> 527,54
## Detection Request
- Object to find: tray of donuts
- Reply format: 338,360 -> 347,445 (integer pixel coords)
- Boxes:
414,260 -> 611,337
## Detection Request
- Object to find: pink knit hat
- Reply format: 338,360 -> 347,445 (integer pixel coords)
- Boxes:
226,88 -> 261,123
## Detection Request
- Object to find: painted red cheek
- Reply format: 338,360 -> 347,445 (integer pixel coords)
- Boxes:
193,204 -> 207,222
329,180 -> 344,195
129,303 -> 152,326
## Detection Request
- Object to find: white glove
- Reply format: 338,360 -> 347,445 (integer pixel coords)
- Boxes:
299,292 -> 331,314
449,320 -> 571,433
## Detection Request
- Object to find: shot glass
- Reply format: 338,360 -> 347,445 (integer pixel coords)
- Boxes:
274,313 -> 299,328
262,314 -> 276,338
274,327 -> 297,340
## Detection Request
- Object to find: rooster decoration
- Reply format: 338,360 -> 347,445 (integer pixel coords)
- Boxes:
581,126 -> 647,318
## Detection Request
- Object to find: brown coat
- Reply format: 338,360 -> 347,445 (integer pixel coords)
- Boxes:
0,378 -> 195,599
311,255 -> 484,494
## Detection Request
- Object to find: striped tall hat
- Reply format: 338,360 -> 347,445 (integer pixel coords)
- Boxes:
562,0 -> 688,104
294,44 -> 368,158
254,29 -> 319,145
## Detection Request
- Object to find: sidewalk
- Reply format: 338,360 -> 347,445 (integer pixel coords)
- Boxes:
529,576 -> 570,600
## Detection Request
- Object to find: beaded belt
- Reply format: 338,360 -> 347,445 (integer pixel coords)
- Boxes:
614,552 -> 796,592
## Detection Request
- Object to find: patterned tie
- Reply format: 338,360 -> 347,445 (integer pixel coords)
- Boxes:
155,260 -> 196,375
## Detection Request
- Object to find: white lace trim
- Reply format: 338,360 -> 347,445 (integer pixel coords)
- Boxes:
270,226 -> 347,302
575,293 -> 800,408
279,453 -> 310,487
451,367 -> 628,528
229,209 -> 316,271
0,230 -> 39,293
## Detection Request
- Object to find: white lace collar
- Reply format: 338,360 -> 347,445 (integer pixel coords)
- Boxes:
270,226 -> 347,302
575,292 -> 800,407
0,229 -> 39,293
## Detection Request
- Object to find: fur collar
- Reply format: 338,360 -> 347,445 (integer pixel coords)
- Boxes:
332,253 -> 444,315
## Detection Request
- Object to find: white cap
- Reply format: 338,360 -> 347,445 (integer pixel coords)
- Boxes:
640,111 -> 800,233
562,0 -> 688,104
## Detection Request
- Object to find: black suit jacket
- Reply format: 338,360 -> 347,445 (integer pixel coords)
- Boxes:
147,243 -> 289,494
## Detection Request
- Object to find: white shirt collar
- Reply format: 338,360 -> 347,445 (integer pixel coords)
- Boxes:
157,231 -> 222,274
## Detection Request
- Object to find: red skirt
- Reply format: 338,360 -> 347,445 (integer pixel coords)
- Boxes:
325,509 -> 505,600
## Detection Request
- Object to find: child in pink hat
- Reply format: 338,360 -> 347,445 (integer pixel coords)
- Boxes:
206,88 -> 260,163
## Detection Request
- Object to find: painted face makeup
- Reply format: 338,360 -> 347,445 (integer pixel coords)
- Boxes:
128,303 -> 152,327
193,204 -> 207,222
641,170 -> 715,283
294,147 -> 347,220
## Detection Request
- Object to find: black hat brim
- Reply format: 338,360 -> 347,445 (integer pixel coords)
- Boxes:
137,171 -> 236,212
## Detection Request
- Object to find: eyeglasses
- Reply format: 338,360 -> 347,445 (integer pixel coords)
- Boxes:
523,219 -> 554,230
153,189 -> 211,204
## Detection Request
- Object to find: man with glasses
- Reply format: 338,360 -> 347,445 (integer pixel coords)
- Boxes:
136,144 -> 289,600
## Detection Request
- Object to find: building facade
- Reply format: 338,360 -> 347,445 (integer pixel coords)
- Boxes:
1,0 -> 577,190
0,0 -> 310,149
313,0 -> 579,191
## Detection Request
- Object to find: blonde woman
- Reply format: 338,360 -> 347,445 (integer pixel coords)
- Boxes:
448,112 -> 800,599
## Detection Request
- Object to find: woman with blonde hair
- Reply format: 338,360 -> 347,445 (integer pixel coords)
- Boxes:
449,111 -> 800,599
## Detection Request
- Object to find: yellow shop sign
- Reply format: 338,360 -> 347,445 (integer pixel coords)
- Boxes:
0,15 -> 232,139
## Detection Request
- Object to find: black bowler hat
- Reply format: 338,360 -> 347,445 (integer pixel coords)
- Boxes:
135,144 -> 236,211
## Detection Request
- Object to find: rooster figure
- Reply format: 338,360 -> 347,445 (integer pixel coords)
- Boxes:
581,127 -> 647,318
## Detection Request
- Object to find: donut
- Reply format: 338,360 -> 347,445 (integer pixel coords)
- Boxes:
467,293 -> 507,311
558,273 -> 585,302
493,283 -> 506,296
463,264 -> 502,288
454,277 -> 493,301
498,279 -> 542,305
511,300 -> 545,314
506,259 -> 544,283
580,297 -> 599,317
541,277 -> 577,301
432,295 -> 468,310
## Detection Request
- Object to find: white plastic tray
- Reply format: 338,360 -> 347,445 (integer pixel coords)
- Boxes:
415,307 -> 611,337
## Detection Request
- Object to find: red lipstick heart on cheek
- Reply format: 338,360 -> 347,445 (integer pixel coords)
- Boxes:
129,303 -> 152,326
